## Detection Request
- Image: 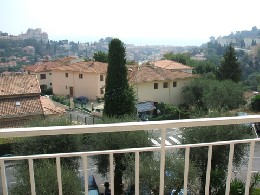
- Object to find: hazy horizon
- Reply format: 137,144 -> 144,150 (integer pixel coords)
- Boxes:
1,0 -> 260,47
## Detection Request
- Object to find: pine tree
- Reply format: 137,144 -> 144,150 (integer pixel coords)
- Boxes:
104,38 -> 135,117
217,44 -> 241,82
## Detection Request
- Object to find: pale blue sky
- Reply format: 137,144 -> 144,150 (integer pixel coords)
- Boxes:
0,0 -> 259,46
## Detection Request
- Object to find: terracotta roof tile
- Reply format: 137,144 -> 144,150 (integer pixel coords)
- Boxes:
52,61 -> 107,74
24,61 -> 62,72
0,96 -> 44,118
40,96 -> 66,115
153,60 -> 193,70
128,65 -> 196,83
0,74 -> 41,96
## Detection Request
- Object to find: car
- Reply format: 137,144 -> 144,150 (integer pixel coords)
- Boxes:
74,96 -> 88,104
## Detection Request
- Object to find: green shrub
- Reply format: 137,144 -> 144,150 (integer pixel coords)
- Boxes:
251,95 -> 260,112
11,160 -> 82,195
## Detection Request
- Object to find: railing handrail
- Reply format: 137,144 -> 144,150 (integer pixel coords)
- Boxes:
0,137 -> 259,162
1,115 -> 260,138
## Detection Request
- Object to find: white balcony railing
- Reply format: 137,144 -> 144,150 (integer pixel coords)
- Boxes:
1,115 -> 260,195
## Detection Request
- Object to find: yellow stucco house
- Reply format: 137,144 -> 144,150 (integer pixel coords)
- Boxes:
23,56 -> 82,91
51,61 -> 107,100
128,64 -> 196,105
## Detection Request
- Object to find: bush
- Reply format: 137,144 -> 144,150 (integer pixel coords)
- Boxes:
11,160 -> 82,195
251,95 -> 260,112
41,88 -> 53,95
51,95 -> 70,106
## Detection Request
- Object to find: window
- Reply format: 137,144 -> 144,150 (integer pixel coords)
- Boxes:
154,83 -> 158,89
65,73 -> 68,77
40,84 -> 47,90
163,82 -> 168,88
79,74 -> 83,79
50,83 -> 52,86
173,81 -> 177,87
49,73 -> 52,75
100,88 -> 104,94
66,86 -> 67,89
100,75 -> 104,81
28,71 -> 30,74
40,74 -> 46,80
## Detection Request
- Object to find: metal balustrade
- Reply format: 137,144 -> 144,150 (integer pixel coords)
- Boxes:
0,115 -> 260,195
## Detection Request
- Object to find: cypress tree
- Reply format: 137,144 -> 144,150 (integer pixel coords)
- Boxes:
104,38 -> 135,117
217,44 -> 241,83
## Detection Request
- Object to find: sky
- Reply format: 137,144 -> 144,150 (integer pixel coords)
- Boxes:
0,0 -> 260,46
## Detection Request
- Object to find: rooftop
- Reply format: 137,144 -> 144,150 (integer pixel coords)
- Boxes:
52,61 -> 107,74
128,65 -> 196,83
0,74 -> 40,96
152,60 -> 193,70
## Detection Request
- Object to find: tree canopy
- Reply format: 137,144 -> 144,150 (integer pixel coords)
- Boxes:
182,78 -> 245,112
104,38 -> 135,117
93,50 -> 108,63
217,44 -> 242,82
181,123 -> 253,194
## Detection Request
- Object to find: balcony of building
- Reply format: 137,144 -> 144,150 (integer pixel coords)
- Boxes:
1,115 -> 260,195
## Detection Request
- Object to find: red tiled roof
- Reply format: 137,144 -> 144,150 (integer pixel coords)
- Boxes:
152,60 -> 193,70
128,65 -> 196,83
24,61 -> 61,72
54,56 -> 79,64
0,96 -> 44,118
0,74 -> 41,96
52,61 -> 107,74
40,96 -> 66,115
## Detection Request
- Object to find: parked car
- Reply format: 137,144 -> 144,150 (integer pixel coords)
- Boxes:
74,96 -> 88,104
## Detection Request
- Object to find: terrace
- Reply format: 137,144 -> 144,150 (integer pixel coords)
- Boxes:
1,115 -> 260,195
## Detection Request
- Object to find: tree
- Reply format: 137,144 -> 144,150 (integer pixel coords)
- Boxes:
93,50 -> 108,63
11,117 -> 82,194
182,78 -> 245,112
181,123 -> 253,194
217,44 -> 242,82
104,38 -> 135,117
87,116 -> 151,195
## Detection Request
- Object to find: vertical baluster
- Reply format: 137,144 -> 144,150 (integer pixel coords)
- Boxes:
225,143 -> 234,195
110,153 -> 114,195
28,158 -> 36,195
245,141 -> 255,195
159,128 -> 166,195
0,160 -> 8,195
135,151 -> 140,195
205,145 -> 213,195
82,155 -> 88,195
183,146 -> 190,195
56,157 -> 63,195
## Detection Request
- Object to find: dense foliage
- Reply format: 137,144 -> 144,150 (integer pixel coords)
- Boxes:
216,44 -> 242,82
182,78 -> 245,111
104,38 -> 135,117
181,123 -> 253,194
11,117 -> 82,194
93,50 -> 108,62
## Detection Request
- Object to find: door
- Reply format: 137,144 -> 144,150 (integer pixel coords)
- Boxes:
69,86 -> 74,97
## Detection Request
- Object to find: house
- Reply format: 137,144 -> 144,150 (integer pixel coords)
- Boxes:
51,61 -> 107,100
152,60 -> 193,73
128,65 -> 196,105
23,61 -> 62,91
0,74 -> 66,128
0,74 -> 44,128
23,56 -> 82,91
